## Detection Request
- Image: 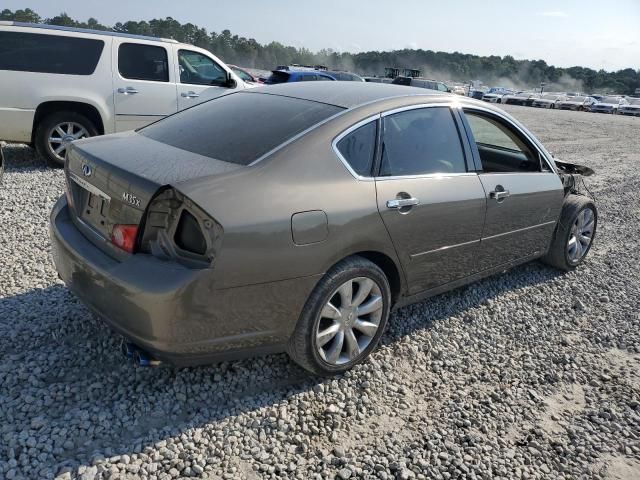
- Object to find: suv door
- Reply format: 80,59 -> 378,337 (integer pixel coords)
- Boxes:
461,109 -> 564,269
175,48 -> 235,109
374,106 -> 486,294
112,41 -> 178,132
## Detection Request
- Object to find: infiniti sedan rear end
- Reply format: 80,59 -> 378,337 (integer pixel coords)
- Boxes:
51,82 -> 597,375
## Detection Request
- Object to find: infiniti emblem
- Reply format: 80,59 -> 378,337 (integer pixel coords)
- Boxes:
82,164 -> 92,177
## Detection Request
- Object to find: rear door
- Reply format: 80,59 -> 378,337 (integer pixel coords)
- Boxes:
175,48 -> 235,109
112,40 -> 178,132
374,105 -> 487,295
461,108 -> 564,270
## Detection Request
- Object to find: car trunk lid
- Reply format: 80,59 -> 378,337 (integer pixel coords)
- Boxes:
64,131 -> 241,252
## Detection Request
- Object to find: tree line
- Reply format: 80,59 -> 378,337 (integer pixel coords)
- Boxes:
2,8 -> 638,94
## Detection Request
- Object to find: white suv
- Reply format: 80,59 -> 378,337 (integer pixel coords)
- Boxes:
0,22 -> 246,167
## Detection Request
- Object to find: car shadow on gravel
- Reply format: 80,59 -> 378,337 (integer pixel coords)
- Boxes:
1,142 -> 48,172
0,261 -> 564,472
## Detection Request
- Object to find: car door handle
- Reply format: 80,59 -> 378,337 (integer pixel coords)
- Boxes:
490,189 -> 510,201
386,197 -> 419,209
117,87 -> 139,95
181,91 -> 200,98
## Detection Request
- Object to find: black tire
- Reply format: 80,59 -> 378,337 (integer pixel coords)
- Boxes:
542,195 -> 597,271
35,111 -> 98,168
287,256 -> 391,376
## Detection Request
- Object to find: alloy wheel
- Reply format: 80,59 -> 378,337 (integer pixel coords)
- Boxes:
567,208 -> 595,263
46,122 -> 90,162
315,277 -> 384,365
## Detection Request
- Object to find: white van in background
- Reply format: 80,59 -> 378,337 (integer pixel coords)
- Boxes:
0,22 -> 246,166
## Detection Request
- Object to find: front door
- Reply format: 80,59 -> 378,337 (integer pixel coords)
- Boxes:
175,48 -> 233,110
375,106 -> 487,295
112,41 -> 178,132
461,109 -> 565,270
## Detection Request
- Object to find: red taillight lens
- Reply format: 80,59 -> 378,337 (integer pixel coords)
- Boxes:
111,224 -> 138,253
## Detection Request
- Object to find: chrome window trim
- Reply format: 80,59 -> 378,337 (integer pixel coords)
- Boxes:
461,104 -> 557,173
380,101 -> 457,117
375,172 -> 477,182
331,114 -> 380,181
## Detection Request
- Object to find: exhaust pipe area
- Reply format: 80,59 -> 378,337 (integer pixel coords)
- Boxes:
120,340 -> 161,367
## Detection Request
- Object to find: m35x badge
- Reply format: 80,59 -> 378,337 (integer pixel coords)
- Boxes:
122,192 -> 141,207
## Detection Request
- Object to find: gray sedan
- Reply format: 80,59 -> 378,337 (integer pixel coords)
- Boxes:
50,82 -> 597,375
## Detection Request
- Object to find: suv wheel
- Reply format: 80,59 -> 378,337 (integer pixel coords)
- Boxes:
287,256 -> 391,376
35,111 -> 98,168
542,195 -> 597,271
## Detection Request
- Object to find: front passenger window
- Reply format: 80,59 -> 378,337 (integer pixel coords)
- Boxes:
178,50 -> 226,86
464,112 -> 541,173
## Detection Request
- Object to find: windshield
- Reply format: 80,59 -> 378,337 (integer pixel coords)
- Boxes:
601,96 -> 620,104
140,92 -> 343,165
541,94 -> 560,100
628,98 -> 640,105
265,71 -> 290,84
569,96 -> 586,102
232,67 -> 253,82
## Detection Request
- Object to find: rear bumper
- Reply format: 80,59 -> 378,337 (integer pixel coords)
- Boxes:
50,196 -> 319,366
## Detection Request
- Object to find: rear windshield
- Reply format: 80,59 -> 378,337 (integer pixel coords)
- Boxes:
265,71 -> 290,84
140,92 -> 344,165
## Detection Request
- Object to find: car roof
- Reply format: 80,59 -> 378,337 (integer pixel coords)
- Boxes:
0,21 -> 178,44
244,81 -> 448,109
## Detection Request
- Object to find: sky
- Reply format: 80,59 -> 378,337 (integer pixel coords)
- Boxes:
4,0 -> 639,71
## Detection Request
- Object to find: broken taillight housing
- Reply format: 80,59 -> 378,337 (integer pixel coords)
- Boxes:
138,188 -> 222,268
111,224 -> 139,253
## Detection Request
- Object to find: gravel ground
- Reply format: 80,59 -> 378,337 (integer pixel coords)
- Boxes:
1,106 -> 639,480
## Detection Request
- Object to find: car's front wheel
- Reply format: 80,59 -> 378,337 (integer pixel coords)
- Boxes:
35,111 -> 98,168
542,195 -> 597,271
287,256 -> 391,376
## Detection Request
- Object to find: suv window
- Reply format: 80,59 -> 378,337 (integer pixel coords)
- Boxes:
118,43 -> 169,82
140,92 -> 343,165
437,83 -> 449,92
0,31 -> 104,75
317,75 -> 333,81
380,107 -> 466,176
179,50 -> 227,86
299,74 -> 317,81
336,121 -> 377,177
464,111 -> 540,173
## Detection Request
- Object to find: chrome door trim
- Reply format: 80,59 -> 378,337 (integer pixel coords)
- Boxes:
331,114 -> 380,181
380,101 -> 459,117
410,238 -> 481,259
481,220 -> 557,241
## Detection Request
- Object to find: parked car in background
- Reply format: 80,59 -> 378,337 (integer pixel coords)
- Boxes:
503,92 -> 539,106
451,85 -> 466,95
469,89 -> 486,100
391,76 -> 450,93
363,77 -> 393,84
532,94 -> 566,109
0,22 -> 245,167
326,71 -> 365,82
264,68 -> 336,84
589,94 -> 604,101
590,96 -> 628,114
618,97 -> 640,116
50,82 -> 597,375
556,96 -> 597,111
481,87 -> 513,103
229,64 -> 261,85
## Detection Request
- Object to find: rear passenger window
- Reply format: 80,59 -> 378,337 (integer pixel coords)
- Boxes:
0,31 -> 104,75
380,107 -> 466,176
464,111 -> 540,173
118,43 -> 169,82
336,121 -> 377,177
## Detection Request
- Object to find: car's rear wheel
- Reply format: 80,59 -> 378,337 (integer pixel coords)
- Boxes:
542,195 -> 597,271
287,256 -> 391,376
35,111 -> 98,168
